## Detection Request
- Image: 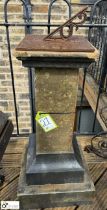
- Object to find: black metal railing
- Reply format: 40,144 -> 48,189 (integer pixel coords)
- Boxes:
88,0 -> 107,89
87,0 -> 107,131
0,0 -> 107,137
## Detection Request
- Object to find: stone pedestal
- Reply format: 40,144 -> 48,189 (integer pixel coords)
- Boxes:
15,35 -> 98,208
36,68 -> 78,153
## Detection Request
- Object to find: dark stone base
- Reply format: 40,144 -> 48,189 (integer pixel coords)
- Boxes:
17,142 -> 95,209
26,134 -> 85,185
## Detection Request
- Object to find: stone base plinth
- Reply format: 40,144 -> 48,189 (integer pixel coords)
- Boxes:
25,134 -> 85,185
17,136 -> 95,209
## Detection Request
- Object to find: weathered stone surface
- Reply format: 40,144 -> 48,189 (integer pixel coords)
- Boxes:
35,68 -> 79,153
36,114 -> 74,153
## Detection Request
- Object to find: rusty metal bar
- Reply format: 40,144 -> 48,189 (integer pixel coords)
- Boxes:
45,7 -> 88,40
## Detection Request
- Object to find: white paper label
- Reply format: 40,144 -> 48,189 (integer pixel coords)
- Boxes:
35,112 -> 58,132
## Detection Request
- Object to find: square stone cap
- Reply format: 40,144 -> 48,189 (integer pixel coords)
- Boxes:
14,35 -> 99,61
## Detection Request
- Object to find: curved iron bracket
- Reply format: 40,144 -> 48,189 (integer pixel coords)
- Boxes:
44,7 -> 88,40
